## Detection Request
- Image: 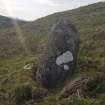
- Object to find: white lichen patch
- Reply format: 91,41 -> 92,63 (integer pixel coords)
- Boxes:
56,51 -> 73,65
64,65 -> 69,70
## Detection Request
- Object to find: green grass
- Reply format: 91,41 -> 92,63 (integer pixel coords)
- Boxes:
0,2 -> 105,105
0,55 -> 38,105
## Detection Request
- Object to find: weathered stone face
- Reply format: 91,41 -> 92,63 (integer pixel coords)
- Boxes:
36,19 -> 80,89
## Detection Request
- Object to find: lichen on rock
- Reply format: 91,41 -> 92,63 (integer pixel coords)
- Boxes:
64,65 -> 69,71
56,51 -> 73,66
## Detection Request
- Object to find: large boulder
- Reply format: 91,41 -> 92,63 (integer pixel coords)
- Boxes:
36,19 -> 80,89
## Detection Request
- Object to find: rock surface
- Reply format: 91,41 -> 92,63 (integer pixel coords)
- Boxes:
36,19 -> 80,88
59,77 -> 89,99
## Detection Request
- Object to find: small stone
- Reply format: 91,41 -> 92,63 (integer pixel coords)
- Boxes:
59,77 -> 89,99
23,64 -> 32,70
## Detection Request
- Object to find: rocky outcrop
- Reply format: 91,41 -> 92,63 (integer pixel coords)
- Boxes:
59,74 -> 105,99
59,77 -> 89,99
36,19 -> 80,89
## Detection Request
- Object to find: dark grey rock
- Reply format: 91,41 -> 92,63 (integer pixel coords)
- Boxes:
36,19 -> 80,89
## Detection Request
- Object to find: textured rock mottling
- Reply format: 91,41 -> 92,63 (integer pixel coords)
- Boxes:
36,19 -> 80,88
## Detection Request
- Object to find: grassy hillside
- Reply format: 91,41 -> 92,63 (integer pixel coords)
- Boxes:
0,15 -> 26,28
0,2 -> 105,58
0,2 -> 105,105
